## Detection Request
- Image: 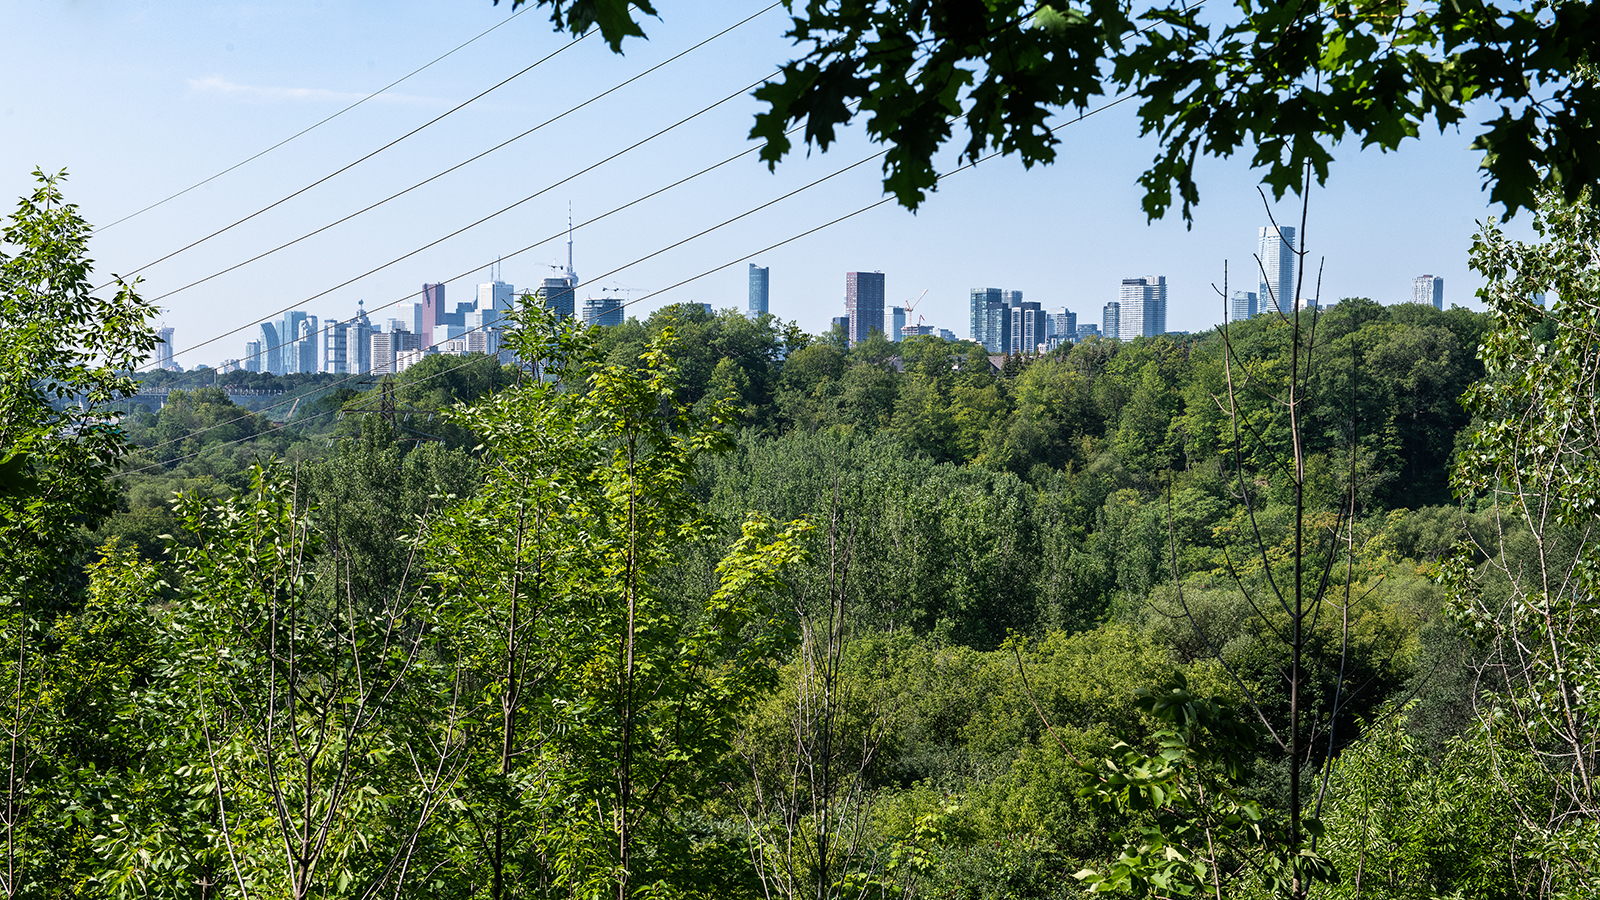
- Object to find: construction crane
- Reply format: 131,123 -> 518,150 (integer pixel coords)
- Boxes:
903,289 -> 931,331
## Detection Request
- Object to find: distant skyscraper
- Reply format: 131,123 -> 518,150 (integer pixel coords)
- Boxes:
298,316 -> 319,374
1118,276 -> 1167,340
540,276 -> 576,319
156,327 -> 175,370
281,311 -> 308,374
351,302 -> 373,374
582,295 -> 625,328
480,280 -> 517,325
1411,275 -> 1444,309
831,315 -> 850,335
1229,290 -> 1258,323
258,322 -> 282,375
1048,308 -> 1078,345
431,298 -> 474,331
324,320 -> 346,374
748,264 -> 769,316
370,331 -> 396,376
1010,301 -> 1046,354
419,283 -> 445,345
1076,324 -> 1101,340
845,271 -> 885,344
372,328 -> 421,376
937,328 -> 957,342
244,340 -> 262,373
970,288 -> 1006,352
890,306 -> 906,342
1102,302 -> 1121,340
1258,225 -> 1296,314
465,329 -> 499,356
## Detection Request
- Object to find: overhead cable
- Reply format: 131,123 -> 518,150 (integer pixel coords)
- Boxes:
147,2 -> 783,309
153,75 -> 821,374
123,93 -> 1133,459
94,3 -> 537,234
97,19 -> 598,287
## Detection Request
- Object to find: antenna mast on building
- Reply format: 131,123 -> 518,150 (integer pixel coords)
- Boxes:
566,203 -> 577,282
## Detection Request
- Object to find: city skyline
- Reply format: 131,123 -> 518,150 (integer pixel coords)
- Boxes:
150,205 -> 1470,372
3,2 -> 1516,371
197,239 -> 1465,375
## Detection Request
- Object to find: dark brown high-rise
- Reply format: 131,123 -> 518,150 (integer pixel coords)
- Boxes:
844,271 -> 885,345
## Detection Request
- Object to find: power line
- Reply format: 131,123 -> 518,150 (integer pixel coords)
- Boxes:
123,94 -> 1131,460
93,4 -> 538,234
147,2 -> 782,310
152,72 -> 784,377
149,81 -> 836,387
609,95 -> 1135,314
97,20 -> 599,289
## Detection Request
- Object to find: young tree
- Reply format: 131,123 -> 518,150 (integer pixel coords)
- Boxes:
163,464 -> 467,900
1074,210 -> 1368,898
0,170 -> 157,897
736,488 -> 902,900
428,305 -> 810,899
1442,188 -> 1600,897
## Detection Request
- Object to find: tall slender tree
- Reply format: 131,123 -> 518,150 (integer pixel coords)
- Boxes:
0,171 -> 156,897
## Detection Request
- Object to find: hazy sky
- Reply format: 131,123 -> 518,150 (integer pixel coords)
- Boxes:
2,0 -> 1532,369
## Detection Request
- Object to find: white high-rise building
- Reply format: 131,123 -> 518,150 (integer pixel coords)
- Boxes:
370,331 -> 396,376
1229,290 -> 1258,323
478,280 -> 515,324
1257,225 -> 1296,315
1118,276 -> 1167,340
371,328 -> 422,376
1411,275 -> 1444,309
351,302 -> 373,374
298,316 -> 319,375
282,311 -> 308,375
323,319 -> 345,374
156,327 -> 175,370
1049,307 -> 1077,341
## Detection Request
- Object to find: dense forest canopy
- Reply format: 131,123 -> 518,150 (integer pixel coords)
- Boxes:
4,169 -> 1600,899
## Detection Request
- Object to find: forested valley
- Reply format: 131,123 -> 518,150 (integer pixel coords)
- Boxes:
6,174 -> 1600,900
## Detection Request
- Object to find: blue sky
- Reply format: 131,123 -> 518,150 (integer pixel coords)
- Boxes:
1,0 -> 1530,368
